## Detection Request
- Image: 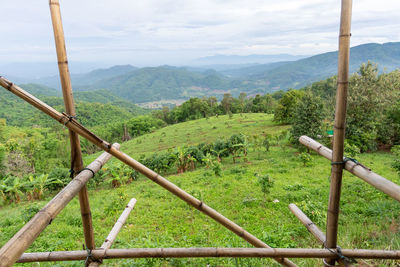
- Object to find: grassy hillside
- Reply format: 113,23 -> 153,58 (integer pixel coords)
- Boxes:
1,114 -> 399,267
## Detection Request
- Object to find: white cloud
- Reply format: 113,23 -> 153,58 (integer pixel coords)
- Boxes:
0,0 -> 399,66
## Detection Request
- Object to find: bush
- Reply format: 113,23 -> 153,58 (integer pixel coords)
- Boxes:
391,145 -> 400,176
299,152 -> 312,167
48,167 -> 70,191
256,174 -> 274,197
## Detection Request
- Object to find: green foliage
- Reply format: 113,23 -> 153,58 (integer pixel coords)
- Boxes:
344,140 -> 361,158
102,163 -> 138,188
262,135 -> 270,152
274,90 -> 304,124
256,173 -> 274,197
290,92 -> 324,145
299,152 -> 312,167
0,175 -> 24,203
227,133 -> 247,163
47,167 -> 70,191
104,192 -> 128,216
202,153 -> 222,176
391,145 -> 400,176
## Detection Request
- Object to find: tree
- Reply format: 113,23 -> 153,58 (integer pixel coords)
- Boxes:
346,62 -> 394,151
221,93 -> 234,114
290,92 -> 324,145
274,90 -> 304,124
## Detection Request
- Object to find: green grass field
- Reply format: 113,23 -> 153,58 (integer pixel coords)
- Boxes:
1,114 -> 399,266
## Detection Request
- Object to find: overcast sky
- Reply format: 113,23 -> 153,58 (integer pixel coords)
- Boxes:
1,0 -> 400,67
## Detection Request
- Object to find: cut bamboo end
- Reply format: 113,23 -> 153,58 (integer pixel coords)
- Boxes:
299,136 -> 400,202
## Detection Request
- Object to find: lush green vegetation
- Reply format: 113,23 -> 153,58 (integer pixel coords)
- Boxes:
0,114 -> 399,267
0,57 -> 399,266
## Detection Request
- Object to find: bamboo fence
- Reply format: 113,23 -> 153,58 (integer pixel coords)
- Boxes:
0,76 -> 295,267
0,0 -> 399,266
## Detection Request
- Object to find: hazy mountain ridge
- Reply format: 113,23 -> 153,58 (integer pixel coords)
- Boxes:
7,42 -> 400,104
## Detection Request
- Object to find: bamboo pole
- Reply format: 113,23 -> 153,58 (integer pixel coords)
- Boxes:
0,145 -> 119,267
289,204 -> 325,244
49,0 -> 95,251
300,136 -> 400,202
289,204 -> 357,267
17,248 -> 400,263
325,0 -> 352,265
89,198 -> 137,267
0,78 -> 296,267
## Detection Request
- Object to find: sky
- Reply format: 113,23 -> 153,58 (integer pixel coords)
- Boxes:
1,0 -> 400,70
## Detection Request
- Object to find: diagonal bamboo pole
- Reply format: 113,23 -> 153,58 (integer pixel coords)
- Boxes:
89,198 -> 137,267
325,0 -> 352,265
0,77 -> 296,267
300,136 -> 400,202
17,248 -> 400,263
289,204 -> 357,267
289,204 -> 325,244
0,145 -> 119,267
49,0 -> 96,251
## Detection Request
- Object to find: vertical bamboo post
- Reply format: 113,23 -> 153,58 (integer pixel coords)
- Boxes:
49,0 -> 95,251
325,0 -> 352,265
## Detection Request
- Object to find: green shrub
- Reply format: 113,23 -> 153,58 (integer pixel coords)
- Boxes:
257,174 -> 274,197
299,152 -> 312,166
47,167 -> 70,191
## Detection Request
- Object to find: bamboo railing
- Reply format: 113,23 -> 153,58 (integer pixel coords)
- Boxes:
17,248 -> 400,263
0,76 -> 296,267
49,0 -> 96,251
300,136 -> 400,202
0,146 -> 118,267
325,0 -> 352,265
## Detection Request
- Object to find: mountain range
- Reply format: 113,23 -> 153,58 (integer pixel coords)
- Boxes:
4,42 -> 400,105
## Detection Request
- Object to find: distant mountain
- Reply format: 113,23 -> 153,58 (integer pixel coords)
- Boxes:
192,54 -> 308,65
20,83 -> 61,97
242,42 -> 400,90
33,65 -> 138,90
9,42 -> 400,105
80,66 -> 233,103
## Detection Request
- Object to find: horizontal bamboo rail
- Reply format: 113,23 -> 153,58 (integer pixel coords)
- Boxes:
300,136 -> 400,202
0,77 -> 296,267
17,248 -> 400,262
0,145 -> 119,267
289,204 -> 325,244
89,198 -> 137,267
